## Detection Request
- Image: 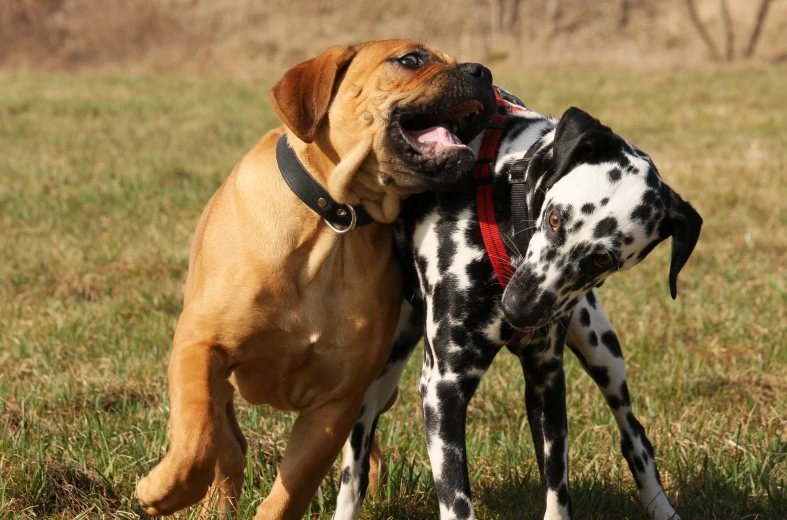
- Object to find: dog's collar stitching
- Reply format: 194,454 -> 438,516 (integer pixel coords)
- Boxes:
276,135 -> 374,229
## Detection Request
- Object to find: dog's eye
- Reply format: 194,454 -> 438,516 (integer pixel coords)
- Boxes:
397,53 -> 424,69
592,255 -> 611,269
548,211 -> 561,230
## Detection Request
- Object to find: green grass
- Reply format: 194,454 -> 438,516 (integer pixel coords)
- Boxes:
1,66 -> 785,519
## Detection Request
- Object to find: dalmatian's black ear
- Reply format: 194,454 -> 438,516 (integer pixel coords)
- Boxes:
664,192 -> 703,299
553,107 -> 620,181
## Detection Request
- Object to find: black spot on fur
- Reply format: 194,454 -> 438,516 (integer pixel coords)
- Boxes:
350,423 -> 365,460
588,330 -> 598,346
585,291 -> 597,308
646,168 -> 661,188
631,204 -> 652,222
606,394 -> 621,409
579,308 -> 591,327
634,455 -> 646,473
453,498 -> 471,518
581,203 -> 595,215
588,366 -> 610,387
593,217 -> 618,238
620,381 -> 631,407
542,247 -> 558,263
558,483 -> 570,506
341,467 -> 351,484
600,197 -> 609,206
621,431 -> 634,458
600,330 -> 623,358
608,167 -> 622,182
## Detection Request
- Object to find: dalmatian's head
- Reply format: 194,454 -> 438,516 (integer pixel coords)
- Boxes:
501,107 -> 703,330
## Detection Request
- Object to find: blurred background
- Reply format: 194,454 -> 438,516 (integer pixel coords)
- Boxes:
1,0 -> 785,75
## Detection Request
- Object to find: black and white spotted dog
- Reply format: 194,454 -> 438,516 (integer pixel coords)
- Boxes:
332,89 -> 702,520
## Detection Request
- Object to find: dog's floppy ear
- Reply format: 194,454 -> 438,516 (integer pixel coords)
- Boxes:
269,45 -> 357,143
553,107 -> 620,180
662,191 -> 703,299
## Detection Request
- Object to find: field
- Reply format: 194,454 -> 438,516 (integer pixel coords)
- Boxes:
1,67 -> 785,519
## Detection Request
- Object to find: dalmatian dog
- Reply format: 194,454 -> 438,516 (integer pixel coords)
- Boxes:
333,89 -> 702,520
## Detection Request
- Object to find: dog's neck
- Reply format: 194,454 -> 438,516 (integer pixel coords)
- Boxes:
477,107 -> 565,251
288,132 -> 401,225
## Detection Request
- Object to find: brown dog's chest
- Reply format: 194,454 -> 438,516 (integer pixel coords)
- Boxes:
179,169 -> 403,411
228,261 -> 402,410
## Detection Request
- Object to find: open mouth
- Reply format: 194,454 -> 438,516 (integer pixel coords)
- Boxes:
396,99 -> 486,156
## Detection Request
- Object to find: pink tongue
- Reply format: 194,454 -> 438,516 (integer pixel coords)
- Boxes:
407,126 -> 465,149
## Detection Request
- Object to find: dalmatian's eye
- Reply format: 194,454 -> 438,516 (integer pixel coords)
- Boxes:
592,255 -> 612,269
548,211 -> 561,230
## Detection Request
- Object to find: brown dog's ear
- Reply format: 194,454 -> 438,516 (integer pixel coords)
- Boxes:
269,46 -> 357,143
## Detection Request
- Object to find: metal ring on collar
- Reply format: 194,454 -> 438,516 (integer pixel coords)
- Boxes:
324,205 -> 357,234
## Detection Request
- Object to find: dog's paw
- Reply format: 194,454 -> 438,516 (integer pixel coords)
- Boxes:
136,458 -> 213,516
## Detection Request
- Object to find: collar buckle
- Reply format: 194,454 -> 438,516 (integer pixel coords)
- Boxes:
324,205 -> 357,234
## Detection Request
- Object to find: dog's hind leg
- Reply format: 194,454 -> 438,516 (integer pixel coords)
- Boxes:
333,300 -> 423,520
136,342 -> 234,516
515,319 -> 573,520
566,291 -> 679,520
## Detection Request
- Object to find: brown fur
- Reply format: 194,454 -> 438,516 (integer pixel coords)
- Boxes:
135,40 -> 481,519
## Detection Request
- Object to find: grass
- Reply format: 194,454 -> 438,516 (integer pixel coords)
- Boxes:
0,66 -> 785,519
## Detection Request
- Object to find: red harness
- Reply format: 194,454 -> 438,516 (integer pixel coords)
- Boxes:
473,91 -> 523,290
473,90 -> 527,344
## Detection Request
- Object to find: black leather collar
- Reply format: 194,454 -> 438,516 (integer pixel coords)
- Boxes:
276,135 -> 374,230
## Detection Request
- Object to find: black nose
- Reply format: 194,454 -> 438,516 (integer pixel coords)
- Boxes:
502,283 -> 555,329
502,290 -> 529,328
459,62 -> 493,84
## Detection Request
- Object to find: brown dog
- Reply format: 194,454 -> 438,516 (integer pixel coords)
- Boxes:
135,39 -> 495,519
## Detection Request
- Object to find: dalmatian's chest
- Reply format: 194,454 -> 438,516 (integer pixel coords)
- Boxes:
405,185 -> 521,349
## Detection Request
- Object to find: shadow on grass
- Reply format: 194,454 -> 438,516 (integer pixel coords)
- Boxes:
474,464 -> 787,520
476,468 -> 645,520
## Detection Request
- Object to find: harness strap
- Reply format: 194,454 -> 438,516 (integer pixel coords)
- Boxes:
474,112 -> 512,288
508,159 -> 531,255
473,90 -> 530,345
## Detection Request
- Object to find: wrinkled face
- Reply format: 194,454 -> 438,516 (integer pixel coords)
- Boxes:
331,40 -> 497,192
502,150 -> 672,329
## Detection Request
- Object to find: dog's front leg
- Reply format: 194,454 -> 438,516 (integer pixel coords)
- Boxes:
518,319 -> 573,520
566,292 -> 679,520
137,342 -> 244,516
334,300 -> 423,520
420,316 -> 499,520
255,398 -> 364,520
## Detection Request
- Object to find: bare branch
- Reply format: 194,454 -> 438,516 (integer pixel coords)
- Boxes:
547,0 -> 562,37
684,0 -> 722,61
745,0 -> 773,58
619,0 -> 631,29
719,0 -> 734,61
510,0 -> 522,33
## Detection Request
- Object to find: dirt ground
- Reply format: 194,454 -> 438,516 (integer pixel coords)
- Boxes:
1,0 -> 786,76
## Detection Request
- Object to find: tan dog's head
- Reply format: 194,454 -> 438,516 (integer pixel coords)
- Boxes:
270,40 -> 496,213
